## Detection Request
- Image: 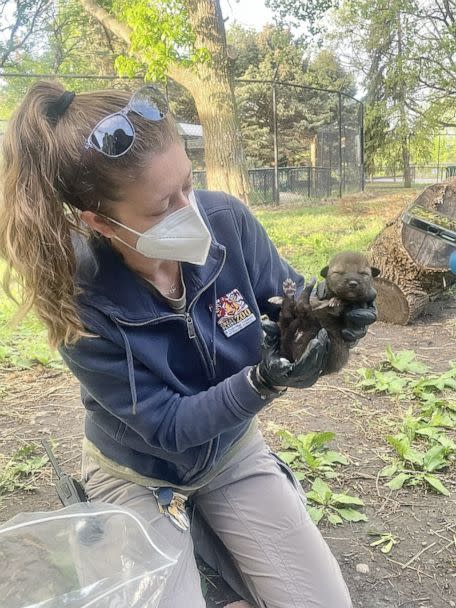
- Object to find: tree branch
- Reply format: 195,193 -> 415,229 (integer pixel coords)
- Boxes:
77,0 -> 131,44
0,0 -> 50,67
76,0 -> 197,92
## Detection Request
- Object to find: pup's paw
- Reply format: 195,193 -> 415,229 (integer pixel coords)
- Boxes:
283,278 -> 297,297
328,297 -> 342,308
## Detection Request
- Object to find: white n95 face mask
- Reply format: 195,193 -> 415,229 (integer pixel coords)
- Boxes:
104,191 -> 212,265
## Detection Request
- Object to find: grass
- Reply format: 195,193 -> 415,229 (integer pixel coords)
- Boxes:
0,443 -> 49,500
0,190 -> 414,369
0,269 -> 63,369
254,193 -> 405,277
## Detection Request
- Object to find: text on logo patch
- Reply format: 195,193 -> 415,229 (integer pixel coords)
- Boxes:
214,289 -> 256,337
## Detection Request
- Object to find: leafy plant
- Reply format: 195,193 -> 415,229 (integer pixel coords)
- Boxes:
418,393 -> 456,422
0,444 -> 48,498
357,368 -> 410,396
411,364 -> 456,397
415,427 -> 456,450
306,478 -> 368,526
273,427 -> 349,480
380,435 -> 453,496
368,531 -> 399,554
384,346 -> 429,374
357,350 -> 456,402
399,409 -> 455,443
0,339 -> 63,370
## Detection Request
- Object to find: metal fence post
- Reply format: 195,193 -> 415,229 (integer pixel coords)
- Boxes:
437,133 -> 441,182
272,82 -> 280,204
360,100 -> 365,192
338,92 -> 343,198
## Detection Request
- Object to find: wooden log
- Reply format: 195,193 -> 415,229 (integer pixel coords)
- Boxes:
373,277 -> 432,325
369,179 -> 456,325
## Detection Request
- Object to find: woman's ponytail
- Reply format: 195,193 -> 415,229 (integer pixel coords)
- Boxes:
1,79 -> 182,348
0,81 -> 87,348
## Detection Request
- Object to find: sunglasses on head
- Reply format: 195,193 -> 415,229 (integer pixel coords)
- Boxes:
85,85 -> 169,158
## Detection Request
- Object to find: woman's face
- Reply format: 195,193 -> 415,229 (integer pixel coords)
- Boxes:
83,141 -> 194,255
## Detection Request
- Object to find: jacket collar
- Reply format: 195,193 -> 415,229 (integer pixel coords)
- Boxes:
74,210 -> 226,324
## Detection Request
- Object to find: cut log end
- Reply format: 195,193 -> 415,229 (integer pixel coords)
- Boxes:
374,277 -> 430,325
369,179 -> 456,324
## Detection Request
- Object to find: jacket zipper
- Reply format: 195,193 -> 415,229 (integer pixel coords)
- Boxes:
186,247 -> 227,379
112,247 -> 226,381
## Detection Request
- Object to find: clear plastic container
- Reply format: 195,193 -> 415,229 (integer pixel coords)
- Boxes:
0,502 -> 179,608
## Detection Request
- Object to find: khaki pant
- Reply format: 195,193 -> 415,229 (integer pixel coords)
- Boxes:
81,430 -> 352,608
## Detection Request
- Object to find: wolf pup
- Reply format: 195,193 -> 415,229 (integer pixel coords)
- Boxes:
277,251 -> 379,374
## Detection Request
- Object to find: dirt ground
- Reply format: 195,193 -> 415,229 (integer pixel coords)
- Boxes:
0,295 -> 455,608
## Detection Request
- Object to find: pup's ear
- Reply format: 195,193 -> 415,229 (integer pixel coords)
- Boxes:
371,266 -> 381,278
320,265 -> 329,278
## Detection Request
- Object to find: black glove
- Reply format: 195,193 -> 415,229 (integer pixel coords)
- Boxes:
316,280 -> 377,344
249,320 -> 330,397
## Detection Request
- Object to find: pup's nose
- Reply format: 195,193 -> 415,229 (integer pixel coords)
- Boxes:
348,280 -> 358,288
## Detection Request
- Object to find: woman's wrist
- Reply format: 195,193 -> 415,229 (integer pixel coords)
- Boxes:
247,366 -> 287,400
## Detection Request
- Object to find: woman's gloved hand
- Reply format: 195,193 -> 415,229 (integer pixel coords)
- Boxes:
315,280 -> 377,345
248,320 -> 330,398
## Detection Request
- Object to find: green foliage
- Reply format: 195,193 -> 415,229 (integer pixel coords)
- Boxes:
357,349 -> 456,398
411,365 -> 456,397
385,345 -> 429,375
265,0 -> 339,36
364,102 -> 389,177
380,432 -> 453,496
255,200 -> 385,277
306,477 -> 367,526
358,347 -> 454,497
232,24 -> 356,168
331,0 -> 456,175
0,281 -> 63,369
357,368 -> 409,396
112,0 -> 210,81
273,426 -> 349,480
0,444 -> 48,498
368,531 -> 398,554
0,1 -> 135,118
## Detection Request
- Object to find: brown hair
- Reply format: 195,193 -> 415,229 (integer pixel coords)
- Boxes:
0,80 -> 181,348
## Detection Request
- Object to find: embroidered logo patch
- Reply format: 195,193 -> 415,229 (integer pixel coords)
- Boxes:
215,289 -> 256,337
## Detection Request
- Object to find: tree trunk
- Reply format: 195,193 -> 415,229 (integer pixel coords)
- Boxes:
310,134 -> 317,192
401,130 -> 412,188
79,0 -> 251,202
396,12 -> 412,189
369,179 -> 456,324
182,0 -> 250,201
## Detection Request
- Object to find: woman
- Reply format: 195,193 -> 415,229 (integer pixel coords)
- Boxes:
0,82 -> 375,607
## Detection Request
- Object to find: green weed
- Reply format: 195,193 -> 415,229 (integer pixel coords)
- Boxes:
0,444 -> 49,498
368,531 -> 399,554
380,434 -> 453,496
358,347 -> 455,497
272,426 -> 349,480
0,266 -> 63,370
306,477 -> 368,526
357,368 -> 409,396
384,345 -> 429,375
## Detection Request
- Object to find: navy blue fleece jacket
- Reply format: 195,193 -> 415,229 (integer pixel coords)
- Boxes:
59,191 -> 303,486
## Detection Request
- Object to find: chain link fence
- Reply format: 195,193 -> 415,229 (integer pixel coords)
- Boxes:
1,74 -> 364,204
369,165 -> 456,188
168,79 -> 364,204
